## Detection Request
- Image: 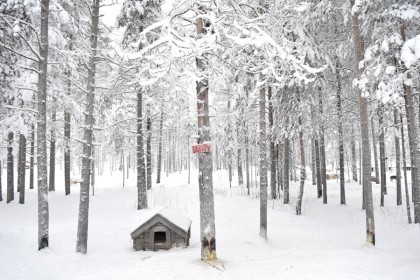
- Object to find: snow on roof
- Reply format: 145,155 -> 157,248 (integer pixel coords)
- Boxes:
135,207 -> 192,233
158,207 -> 192,232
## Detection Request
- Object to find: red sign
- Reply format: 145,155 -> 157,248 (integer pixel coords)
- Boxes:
192,144 -> 211,154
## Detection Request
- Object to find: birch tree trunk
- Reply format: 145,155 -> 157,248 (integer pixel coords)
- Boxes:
156,112 -> 163,184
400,21 -> 420,223
7,132 -> 14,203
37,0 -> 50,250
49,103 -> 56,192
371,118 -> 380,184
400,114 -> 412,223
394,110 -> 402,206
336,61 -> 345,205
350,0 -> 375,244
18,134 -> 26,204
76,0 -> 99,254
196,8 -> 216,260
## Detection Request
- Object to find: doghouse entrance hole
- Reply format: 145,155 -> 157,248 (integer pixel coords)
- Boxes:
154,231 -> 166,244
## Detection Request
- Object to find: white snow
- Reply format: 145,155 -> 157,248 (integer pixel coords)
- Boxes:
401,34 -> 420,68
133,206 -> 192,233
1,168 -> 420,279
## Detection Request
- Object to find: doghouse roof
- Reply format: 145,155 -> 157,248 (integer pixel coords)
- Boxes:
131,207 -> 192,239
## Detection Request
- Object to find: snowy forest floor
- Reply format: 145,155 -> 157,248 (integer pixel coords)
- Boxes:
1,168 -> 420,280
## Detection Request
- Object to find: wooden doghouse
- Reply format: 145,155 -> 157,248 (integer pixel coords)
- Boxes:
131,208 -> 192,251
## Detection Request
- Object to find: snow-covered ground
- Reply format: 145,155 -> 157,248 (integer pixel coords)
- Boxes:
1,168 -> 419,280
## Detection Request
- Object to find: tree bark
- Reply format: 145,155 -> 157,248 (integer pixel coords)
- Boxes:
268,86 -> 276,199
7,132 -> 14,203
336,61 -> 345,205
30,125 -> 35,190
371,118 -> 380,184
37,0 -> 50,251
350,0 -> 375,244
146,112 -> 152,190
351,126 -> 358,182
400,21 -> 420,223
76,0 -> 99,254
196,8 -> 216,260
156,112 -> 163,184
283,135 -> 290,204
378,106 -> 386,206
245,123 -> 250,195
18,134 -> 26,204
64,35 -> 72,196
394,110 -> 402,206
296,114 -> 306,215
17,133 -> 22,193
400,114 -> 412,223
137,90 -> 146,208
319,91 -> 327,204
311,139 -> 316,186
49,103 -> 56,192
258,76 -> 268,240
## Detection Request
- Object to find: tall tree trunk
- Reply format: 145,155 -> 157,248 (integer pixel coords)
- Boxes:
268,86 -> 276,199
351,126 -> 358,182
371,118 -> 380,184
400,22 -> 420,223
245,124 -> 250,195
156,112 -> 163,184
196,9 -> 216,260
258,77 -> 268,240
18,134 -> 26,204
146,112 -> 152,190
319,92 -> 327,204
37,0 -> 50,251
137,90 -> 146,208
400,114 -> 412,223
296,113 -> 306,215
336,61 -> 345,205
49,103 -> 56,192
237,146 -> 243,186
283,135 -> 290,204
315,138 -> 322,198
350,0 -> 375,244
394,110 -> 402,206
7,132 -> 14,203
17,133 -> 22,193
311,139 -> 316,186
64,35 -> 72,195
30,125 -> 35,190
91,140 -> 95,196
76,0 -> 99,254
378,106 -> 386,206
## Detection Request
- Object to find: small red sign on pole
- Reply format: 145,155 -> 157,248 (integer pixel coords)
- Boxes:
192,144 -> 211,154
